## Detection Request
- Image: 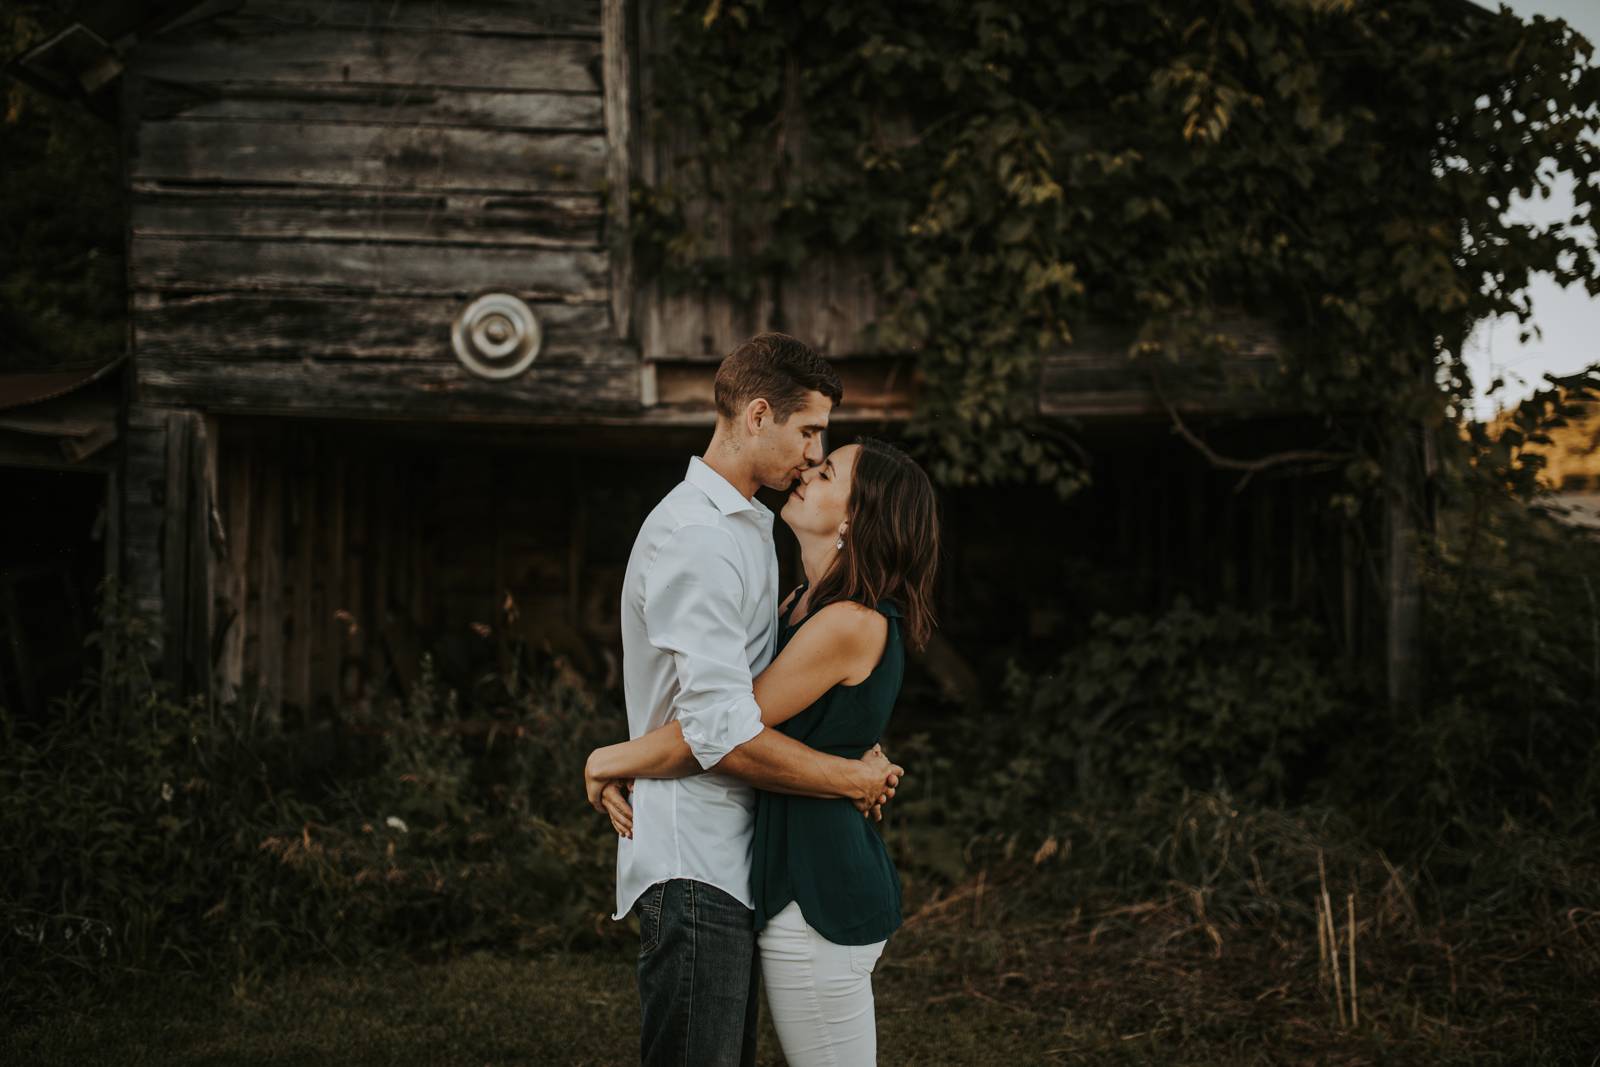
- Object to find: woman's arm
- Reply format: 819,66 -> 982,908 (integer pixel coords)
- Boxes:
753,602 -> 887,727
584,722 -> 696,811
583,602 -> 889,805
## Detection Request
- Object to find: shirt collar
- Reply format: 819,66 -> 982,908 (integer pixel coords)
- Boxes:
686,456 -> 766,518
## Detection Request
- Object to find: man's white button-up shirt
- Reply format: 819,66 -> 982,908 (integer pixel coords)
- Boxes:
613,456 -> 780,920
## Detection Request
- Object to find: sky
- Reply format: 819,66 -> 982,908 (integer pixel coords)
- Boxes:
1462,0 -> 1600,419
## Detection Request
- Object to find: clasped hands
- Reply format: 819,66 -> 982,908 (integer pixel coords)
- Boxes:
584,745 -> 904,840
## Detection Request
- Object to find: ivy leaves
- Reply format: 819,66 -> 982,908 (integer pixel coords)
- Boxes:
639,0 -> 1598,496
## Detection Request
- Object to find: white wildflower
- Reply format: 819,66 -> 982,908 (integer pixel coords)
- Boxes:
385,816 -> 409,834
161,782 -> 174,803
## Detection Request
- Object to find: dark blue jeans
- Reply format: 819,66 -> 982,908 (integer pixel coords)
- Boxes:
635,878 -> 760,1067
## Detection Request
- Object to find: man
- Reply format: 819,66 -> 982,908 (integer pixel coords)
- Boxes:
588,333 -> 903,1066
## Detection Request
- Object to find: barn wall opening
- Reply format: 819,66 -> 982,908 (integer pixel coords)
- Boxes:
1,466 -> 108,719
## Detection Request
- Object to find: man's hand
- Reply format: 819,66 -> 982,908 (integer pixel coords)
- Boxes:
850,744 -> 904,820
867,744 -> 900,822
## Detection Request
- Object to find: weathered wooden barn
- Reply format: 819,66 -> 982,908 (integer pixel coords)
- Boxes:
2,0 -> 1428,720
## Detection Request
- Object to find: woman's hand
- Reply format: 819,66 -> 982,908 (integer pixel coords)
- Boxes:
601,781 -> 634,838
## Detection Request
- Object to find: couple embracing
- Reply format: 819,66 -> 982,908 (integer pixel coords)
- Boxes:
582,332 -> 940,1065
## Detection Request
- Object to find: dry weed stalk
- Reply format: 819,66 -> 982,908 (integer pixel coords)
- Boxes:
1348,892 -> 1359,1026
1317,849 -> 1348,1027
1313,851 -> 1364,1030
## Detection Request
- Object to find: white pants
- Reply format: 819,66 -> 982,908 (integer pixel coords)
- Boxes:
757,901 -> 887,1067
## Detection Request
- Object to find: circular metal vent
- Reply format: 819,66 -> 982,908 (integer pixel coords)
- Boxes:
451,293 -> 542,380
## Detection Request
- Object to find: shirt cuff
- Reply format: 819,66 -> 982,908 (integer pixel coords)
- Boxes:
680,696 -> 764,770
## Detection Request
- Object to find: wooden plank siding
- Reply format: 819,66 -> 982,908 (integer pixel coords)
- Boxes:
209,418 -> 675,718
125,0 -> 641,422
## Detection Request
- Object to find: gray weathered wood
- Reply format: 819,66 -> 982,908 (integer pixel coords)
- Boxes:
228,0 -> 603,37
776,253 -> 881,358
216,436 -> 252,705
132,187 -> 602,249
602,0 -> 632,339
0,434 -> 115,471
122,408 -> 169,628
137,358 -> 643,418
132,237 -> 609,300
255,449 -> 283,721
133,293 -> 621,363
134,81 -> 603,132
159,410 -> 218,699
1038,320 -> 1291,419
133,120 -> 606,194
132,25 -> 601,93
633,24 -> 881,362
1386,421 -> 1424,710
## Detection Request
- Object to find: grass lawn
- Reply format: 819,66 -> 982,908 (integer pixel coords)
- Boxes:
2,949 -> 1173,1066
9,878 -> 1596,1066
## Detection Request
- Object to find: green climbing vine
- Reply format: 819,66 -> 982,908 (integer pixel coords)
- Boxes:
632,0 -> 1599,497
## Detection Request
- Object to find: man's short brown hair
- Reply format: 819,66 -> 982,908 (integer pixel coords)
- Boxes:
713,333 -> 843,423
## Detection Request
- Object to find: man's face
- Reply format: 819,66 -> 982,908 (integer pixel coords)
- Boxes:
750,390 -> 832,492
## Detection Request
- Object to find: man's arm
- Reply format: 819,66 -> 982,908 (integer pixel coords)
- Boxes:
599,523 -> 899,808
586,718 -> 900,811
718,728 -> 900,809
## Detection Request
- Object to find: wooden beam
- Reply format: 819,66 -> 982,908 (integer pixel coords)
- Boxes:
133,292 -> 619,364
650,357 -> 915,423
121,407 -> 168,629
1039,318 -> 1294,420
1386,421 -> 1424,710
160,409 -> 217,701
0,432 -> 115,471
136,357 -> 643,420
602,0 -> 633,339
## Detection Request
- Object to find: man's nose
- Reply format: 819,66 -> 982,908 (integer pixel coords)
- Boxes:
805,437 -> 824,465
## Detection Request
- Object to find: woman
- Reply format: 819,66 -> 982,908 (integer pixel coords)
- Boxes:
586,437 -> 939,1066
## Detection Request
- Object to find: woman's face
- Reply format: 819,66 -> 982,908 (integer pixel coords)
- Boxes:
780,443 -> 859,541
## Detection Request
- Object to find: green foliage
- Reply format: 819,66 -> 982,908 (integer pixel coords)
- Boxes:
1365,371 -> 1600,843
1003,599 -> 1345,803
1,8 -> 126,369
879,600 -> 1349,891
0,588 -> 626,1019
635,0 -> 1599,496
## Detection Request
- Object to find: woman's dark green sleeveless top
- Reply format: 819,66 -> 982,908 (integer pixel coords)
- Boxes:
751,585 -> 905,946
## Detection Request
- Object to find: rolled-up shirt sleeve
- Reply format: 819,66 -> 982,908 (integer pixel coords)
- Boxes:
642,524 -> 765,769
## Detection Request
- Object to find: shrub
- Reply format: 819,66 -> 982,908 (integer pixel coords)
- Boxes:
1004,598 -> 1349,804
0,590 -> 627,1019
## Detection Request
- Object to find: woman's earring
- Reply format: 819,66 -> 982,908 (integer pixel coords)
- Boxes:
835,536 -> 845,550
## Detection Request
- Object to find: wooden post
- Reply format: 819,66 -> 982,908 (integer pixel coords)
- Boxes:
1386,421 -> 1425,710
603,0 -> 634,340
156,408 -> 218,701
217,434 -> 253,705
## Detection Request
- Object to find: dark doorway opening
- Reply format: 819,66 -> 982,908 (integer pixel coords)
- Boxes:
1,467 -> 108,718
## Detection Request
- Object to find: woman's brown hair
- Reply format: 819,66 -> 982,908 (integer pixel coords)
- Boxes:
806,438 -> 940,650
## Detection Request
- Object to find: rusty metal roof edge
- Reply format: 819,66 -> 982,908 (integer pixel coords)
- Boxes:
0,353 -> 128,414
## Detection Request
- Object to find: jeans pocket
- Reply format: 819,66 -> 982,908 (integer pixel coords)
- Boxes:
636,883 -> 666,957
847,939 -> 885,978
